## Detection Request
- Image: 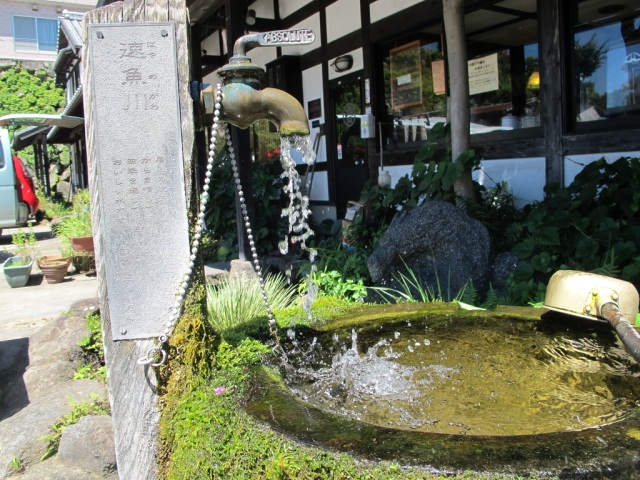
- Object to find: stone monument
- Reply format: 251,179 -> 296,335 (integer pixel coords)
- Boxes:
82,1 -> 196,478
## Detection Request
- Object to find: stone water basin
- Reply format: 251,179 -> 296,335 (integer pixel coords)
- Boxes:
246,304 -> 640,477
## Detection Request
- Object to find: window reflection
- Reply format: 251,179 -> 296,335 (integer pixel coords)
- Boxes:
379,0 -> 540,151
382,36 -> 446,147
574,0 -> 640,123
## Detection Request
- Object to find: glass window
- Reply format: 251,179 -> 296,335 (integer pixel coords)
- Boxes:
379,0 -> 539,152
572,0 -> 640,124
381,33 -> 447,149
465,1 -> 540,133
13,16 -> 58,52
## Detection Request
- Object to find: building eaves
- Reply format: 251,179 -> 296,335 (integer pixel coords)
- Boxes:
13,126 -> 51,151
48,85 -> 84,144
58,10 -> 85,53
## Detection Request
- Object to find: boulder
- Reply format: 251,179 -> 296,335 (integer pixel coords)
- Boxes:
367,200 -> 492,301
490,251 -> 524,298
55,181 -> 71,201
58,415 -> 116,476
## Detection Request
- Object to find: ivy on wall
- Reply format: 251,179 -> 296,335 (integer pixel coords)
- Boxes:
0,64 -> 65,117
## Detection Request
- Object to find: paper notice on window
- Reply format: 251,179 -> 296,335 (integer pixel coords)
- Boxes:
432,60 -> 446,95
468,53 -> 499,95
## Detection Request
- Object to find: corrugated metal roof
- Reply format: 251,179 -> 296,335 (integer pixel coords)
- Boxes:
57,10 -> 84,53
12,126 -> 51,151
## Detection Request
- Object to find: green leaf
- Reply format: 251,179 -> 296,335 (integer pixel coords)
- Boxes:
537,226 -> 560,246
531,252 -> 551,273
512,264 -> 534,282
512,238 -> 536,259
575,237 -> 599,260
442,162 -> 463,191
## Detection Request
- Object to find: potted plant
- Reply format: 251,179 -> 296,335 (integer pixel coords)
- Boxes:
54,190 -> 93,252
53,190 -> 94,273
3,227 -> 39,288
37,250 -> 72,284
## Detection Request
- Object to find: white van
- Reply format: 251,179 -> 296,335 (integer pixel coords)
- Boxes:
0,114 -> 83,236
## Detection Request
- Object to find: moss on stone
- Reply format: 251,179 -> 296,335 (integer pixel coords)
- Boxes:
158,298 -> 544,479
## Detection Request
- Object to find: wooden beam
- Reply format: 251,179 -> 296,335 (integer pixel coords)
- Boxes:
538,0 -> 564,186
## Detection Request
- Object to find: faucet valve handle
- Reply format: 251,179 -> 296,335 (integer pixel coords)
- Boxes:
233,29 -> 315,57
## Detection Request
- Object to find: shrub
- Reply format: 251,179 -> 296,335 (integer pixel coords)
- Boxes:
508,157 -> 640,304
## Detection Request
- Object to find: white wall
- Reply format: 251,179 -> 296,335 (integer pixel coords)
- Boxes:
301,64 -> 327,165
308,170 -> 329,201
0,0 -> 94,63
279,0 -> 313,19
369,0 -> 422,24
249,0 -> 275,20
325,0 -> 361,43
474,158 -> 546,208
328,47 -> 363,81
288,14 -> 321,56
380,158 -> 546,210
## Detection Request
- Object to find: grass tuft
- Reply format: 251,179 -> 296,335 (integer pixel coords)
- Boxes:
206,273 -> 297,334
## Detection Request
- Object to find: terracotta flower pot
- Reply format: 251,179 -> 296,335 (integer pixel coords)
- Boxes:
38,255 -> 71,284
71,236 -> 95,253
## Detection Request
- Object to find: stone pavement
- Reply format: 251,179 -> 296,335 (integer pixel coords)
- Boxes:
0,226 -> 115,479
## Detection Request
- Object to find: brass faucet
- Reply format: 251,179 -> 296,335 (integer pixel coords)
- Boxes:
207,29 -> 315,136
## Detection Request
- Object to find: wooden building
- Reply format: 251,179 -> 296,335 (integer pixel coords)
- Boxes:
92,0 -> 640,217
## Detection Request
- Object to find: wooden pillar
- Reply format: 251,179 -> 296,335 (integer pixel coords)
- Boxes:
360,0 -> 377,186
82,0 -> 196,478
538,0 -> 564,187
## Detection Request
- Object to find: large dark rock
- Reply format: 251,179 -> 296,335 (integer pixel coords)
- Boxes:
491,251 -> 524,298
367,201 -> 492,301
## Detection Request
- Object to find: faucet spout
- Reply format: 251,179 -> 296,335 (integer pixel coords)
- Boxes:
220,83 -> 310,136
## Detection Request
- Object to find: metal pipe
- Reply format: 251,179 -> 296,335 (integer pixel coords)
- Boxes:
213,29 -> 315,136
219,83 -> 309,136
600,302 -> 640,364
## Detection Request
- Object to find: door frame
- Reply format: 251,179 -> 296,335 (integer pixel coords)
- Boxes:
327,71 -> 366,218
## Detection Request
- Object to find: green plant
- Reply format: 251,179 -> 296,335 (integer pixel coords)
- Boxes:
207,273 -> 298,334
298,267 -> 367,302
360,123 -> 480,221
0,64 -> 66,173
53,190 -> 92,240
74,312 -> 105,381
204,147 -> 289,262
38,192 -> 72,221
8,457 -> 22,474
7,227 -> 39,265
40,394 -> 110,460
508,157 -> 640,304
370,259 -> 468,304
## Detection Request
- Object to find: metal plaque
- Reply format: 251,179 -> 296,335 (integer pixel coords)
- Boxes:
258,29 -> 315,47
88,23 -> 190,340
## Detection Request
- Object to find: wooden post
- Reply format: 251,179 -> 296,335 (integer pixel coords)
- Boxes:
443,0 -> 475,200
539,0 -> 564,187
82,0 -> 196,478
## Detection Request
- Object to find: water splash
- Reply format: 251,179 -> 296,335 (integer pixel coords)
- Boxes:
279,317 -> 640,436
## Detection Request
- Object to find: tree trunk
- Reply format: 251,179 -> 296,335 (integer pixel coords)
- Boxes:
443,0 -> 476,200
